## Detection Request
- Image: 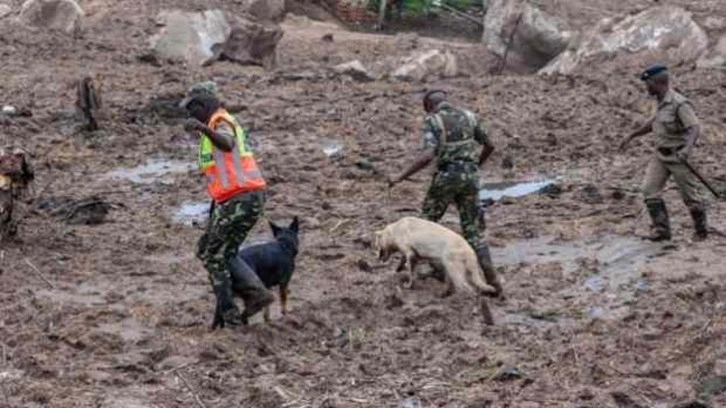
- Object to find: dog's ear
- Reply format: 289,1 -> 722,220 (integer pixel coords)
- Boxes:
290,216 -> 299,233
269,220 -> 281,236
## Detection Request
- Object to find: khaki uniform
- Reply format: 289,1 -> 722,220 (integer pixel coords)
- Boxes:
641,90 -> 704,210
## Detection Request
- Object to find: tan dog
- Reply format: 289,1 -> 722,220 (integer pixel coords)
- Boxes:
374,216 -> 495,324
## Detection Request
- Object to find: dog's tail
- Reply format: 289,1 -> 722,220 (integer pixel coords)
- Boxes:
447,258 -> 476,295
465,254 -> 498,297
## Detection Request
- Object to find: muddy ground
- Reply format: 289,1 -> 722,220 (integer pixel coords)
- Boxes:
1,0 -> 726,407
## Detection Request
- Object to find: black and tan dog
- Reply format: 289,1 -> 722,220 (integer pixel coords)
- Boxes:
231,217 -> 300,322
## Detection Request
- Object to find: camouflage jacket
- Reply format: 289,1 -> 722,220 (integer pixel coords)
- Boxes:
422,102 -> 488,169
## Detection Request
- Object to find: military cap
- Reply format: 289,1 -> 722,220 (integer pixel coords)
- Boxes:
179,81 -> 219,108
639,64 -> 668,81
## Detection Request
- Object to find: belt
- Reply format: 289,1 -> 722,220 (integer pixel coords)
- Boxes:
438,162 -> 477,172
657,146 -> 683,156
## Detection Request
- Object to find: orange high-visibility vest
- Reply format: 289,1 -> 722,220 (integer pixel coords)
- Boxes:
198,109 -> 266,203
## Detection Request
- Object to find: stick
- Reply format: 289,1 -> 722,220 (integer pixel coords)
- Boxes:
438,3 -> 484,27
680,159 -> 721,198
175,372 -> 208,408
24,258 -> 53,289
329,219 -> 349,233
163,362 -> 192,375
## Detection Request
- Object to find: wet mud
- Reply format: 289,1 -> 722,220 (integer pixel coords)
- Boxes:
0,1 -> 725,407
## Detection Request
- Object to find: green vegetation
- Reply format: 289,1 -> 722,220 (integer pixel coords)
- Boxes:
368,0 -> 482,18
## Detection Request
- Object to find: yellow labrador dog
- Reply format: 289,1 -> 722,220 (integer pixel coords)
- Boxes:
374,216 -> 495,324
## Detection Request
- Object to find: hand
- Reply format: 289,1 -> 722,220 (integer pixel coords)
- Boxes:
676,145 -> 692,162
184,118 -> 206,133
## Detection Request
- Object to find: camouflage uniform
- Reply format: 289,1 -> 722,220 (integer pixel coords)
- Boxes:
196,190 -> 266,289
420,102 -> 502,294
196,189 -> 268,326
421,102 -> 487,249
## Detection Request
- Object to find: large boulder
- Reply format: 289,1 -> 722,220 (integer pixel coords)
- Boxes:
18,0 -> 84,33
239,0 -> 286,23
150,9 -> 231,66
482,0 -> 573,71
150,9 -> 283,67
697,35 -> 726,69
392,49 -> 457,82
541,6 -> 708,75
220,17 -> 283,68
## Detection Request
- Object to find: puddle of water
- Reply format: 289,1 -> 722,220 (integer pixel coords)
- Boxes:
0,369 -> 24,381
97,319 -> 152,343
171,201 -> 210,226
494,235 -> 656,281
479,178 -> 556,201
495,235 -> 661,322
321,140 -> 343,159
584,276 -> 604,292
102,159 -> 194,184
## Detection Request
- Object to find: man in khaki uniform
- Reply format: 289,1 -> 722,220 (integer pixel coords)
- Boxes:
620,65 -> 707,241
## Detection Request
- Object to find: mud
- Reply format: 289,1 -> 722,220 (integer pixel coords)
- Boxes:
1,0 -> 725,407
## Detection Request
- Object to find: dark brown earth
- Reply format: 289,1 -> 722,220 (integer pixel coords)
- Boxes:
1,0 -> 725,407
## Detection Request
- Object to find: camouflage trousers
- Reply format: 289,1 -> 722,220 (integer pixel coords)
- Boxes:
421,168 -> 481,250
196,190 -> 265,291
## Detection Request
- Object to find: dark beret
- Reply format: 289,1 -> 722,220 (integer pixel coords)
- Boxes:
640,64 -> 668,81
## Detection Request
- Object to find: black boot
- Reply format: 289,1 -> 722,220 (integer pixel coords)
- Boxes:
690,207 -> 708,241
476,243 -> 502,297
229,256 -> 274,324
212,279 -> 242,329
645,198 -> 671,242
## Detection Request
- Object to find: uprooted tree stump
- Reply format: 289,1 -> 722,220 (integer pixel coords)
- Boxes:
36,195 -> 112,225
0,147 -> 34,240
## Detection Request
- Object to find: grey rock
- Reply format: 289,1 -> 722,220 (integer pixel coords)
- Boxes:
541,6 -> 708,75
19,0 -> 84,33
483,0 -> 574,70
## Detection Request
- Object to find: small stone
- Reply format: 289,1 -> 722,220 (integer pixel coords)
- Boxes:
333,60 -> 374,82
578,183 -> 604,204
321,33 -> 334,42
0,4 -> 11,19
356,259 -> 372,273
501,154 -> 514,169
610,391 -> 646,408
493,366 -> 525,381
714,359 -> 726,376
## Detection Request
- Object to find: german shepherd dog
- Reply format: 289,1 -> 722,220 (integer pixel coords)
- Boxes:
233,217 -> 299,322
